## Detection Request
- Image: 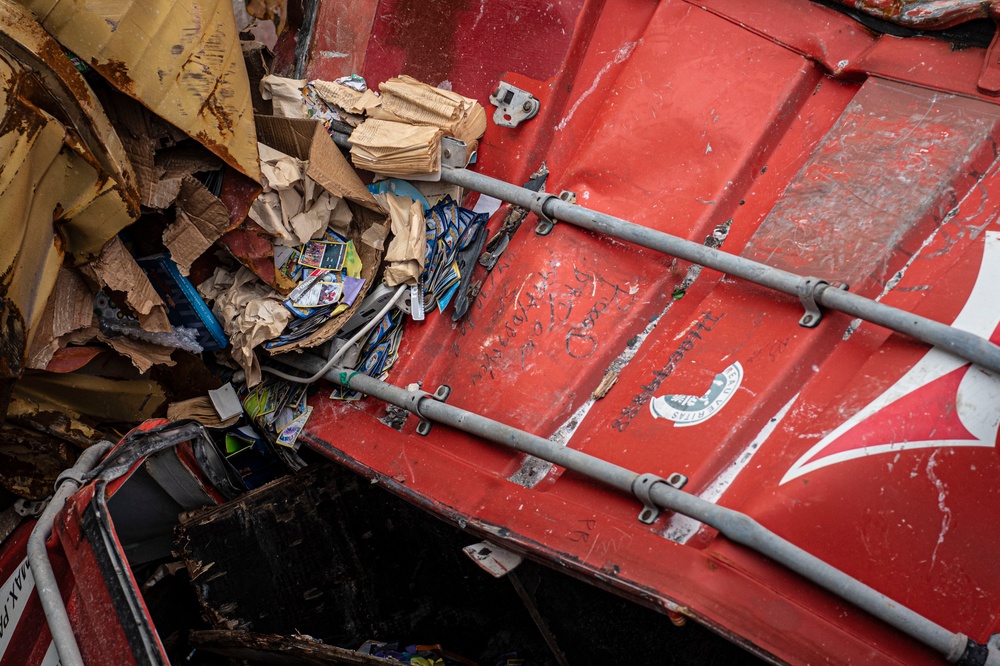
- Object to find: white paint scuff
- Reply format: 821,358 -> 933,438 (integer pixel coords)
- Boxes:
926,450 -> 952,569
555,40 -> 640,132
662,396 -> 798,544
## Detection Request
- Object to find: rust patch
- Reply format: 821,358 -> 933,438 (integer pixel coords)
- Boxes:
92,57 -> 136,96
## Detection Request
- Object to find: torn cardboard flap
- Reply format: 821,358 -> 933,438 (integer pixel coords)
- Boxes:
255,115 -> 381,212
88,237 -> 172,332
0,1 -> 140,257
25,267 -> 95,370
102,334 -> 176,374
22,0 -> 262,181
163,176 -> 232,275
260,75 -> 309,119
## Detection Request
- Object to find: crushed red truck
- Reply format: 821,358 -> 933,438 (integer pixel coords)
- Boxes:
2,0 -> 1000,664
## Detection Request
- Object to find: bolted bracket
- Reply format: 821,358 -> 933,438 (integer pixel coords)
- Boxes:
632,472 -> 688,524
440,136 -> 469,169
415,384 -> 452,436
797,278 -> 848,328
14,498 -> 47,517
533,190 -> 576,236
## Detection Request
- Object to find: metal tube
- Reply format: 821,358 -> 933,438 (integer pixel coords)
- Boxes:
440,167 -> 1000,374
27,441 -> 114,666
277,353 -> 973,661
330,127 -> 1000,371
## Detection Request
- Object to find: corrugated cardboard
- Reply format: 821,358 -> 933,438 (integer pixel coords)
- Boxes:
254,116 -> 382,211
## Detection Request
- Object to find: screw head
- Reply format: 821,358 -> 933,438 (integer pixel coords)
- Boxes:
443,148 -> 452,159
522,100 -> 533,112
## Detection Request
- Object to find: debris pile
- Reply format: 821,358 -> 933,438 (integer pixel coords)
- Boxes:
0,0 -> 487,497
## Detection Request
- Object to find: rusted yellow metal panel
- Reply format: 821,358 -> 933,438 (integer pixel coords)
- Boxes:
20,0 -> 261,181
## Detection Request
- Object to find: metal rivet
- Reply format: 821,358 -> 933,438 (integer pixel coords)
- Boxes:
443,149 -> 452,159
802,315 -> 813,325
522,101 -> 533,112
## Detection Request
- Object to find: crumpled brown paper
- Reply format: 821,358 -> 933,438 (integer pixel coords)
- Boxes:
382,194 -> 425,286
260,75 -> 309,119
248,143 -> 350,247
199,267 -> 291,386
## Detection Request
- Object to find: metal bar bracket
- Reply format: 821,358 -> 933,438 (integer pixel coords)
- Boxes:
632,472 -> 688,524
533,191 -> 576,235
415,384 -> 452,436
797,278 -> 847,328
531,192 -> 559,236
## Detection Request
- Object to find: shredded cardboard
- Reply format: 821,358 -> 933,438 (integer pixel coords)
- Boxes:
25,268 -> 96,370
21,0 -> 261,180
163,177 -> 232,275
89,237 -> 172,333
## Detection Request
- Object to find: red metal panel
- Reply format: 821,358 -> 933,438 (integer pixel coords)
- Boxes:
306,0 -> 379,81
304,0 -> 1000,662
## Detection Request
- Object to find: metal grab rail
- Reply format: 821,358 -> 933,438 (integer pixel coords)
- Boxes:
441,167 -> 1000,374
274,351 -> 993,665
331,124 -> 1000,373
27,441 -> 114,666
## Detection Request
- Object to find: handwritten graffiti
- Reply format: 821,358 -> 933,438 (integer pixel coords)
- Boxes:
611,311 -> 724,432
462,248 -> 637,384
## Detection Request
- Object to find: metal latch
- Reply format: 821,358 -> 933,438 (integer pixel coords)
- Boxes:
490,82 -> 540,128
632,472 -> 688,524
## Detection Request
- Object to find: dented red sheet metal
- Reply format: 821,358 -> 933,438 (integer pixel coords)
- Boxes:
302,1 -> 1000,663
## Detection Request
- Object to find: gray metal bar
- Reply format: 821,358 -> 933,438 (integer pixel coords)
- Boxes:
27,441 -> 114,666
275,352 -> 975,662
441,167 -> 1000,375
334,125 -> 1000,371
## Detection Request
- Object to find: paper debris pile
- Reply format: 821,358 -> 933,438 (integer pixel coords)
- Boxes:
0,0 -> 496,496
